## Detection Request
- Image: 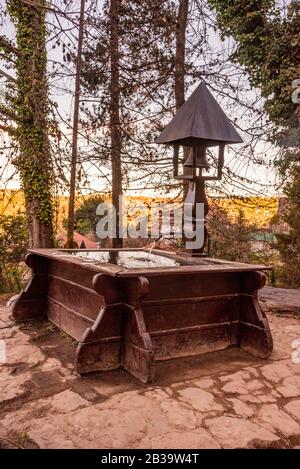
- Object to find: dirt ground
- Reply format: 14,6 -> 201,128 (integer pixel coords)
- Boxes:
0,287 -> 300,449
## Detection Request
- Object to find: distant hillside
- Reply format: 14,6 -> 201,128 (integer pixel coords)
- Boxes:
0,190 -> 283,231
0,190 -> 25,217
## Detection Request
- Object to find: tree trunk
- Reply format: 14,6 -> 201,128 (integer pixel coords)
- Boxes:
110,0 -> 123,248
26,198 -> 53,248
8,0 -> 54,248
175,0 -> 190,197
66,0 -> 85,248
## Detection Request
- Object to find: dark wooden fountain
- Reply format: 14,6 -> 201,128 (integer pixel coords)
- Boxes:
12,82 -> 273,383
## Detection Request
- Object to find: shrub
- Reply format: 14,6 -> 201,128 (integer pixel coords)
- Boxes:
0,215 -> 28,293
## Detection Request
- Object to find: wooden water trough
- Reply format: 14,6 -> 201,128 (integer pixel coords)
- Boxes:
12,248 -> 273,383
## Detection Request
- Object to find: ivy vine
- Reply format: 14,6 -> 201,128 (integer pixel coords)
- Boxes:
8,0 -> 54,226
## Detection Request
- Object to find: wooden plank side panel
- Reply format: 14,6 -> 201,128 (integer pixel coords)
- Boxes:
145,272 -> 242,301
48,259 -> 97,290
142,299 -> 240,332
47,275 -> 102,321
143,299 -> 239,361
152,323 -> 232,360
47,298 -> 92,341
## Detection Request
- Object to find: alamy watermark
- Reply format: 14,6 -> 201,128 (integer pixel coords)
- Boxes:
291,339 -> 300,365
0,340 -> 6,364
0,83 -> 6,101
95,197 -> 205,250
292,79 -> 300,104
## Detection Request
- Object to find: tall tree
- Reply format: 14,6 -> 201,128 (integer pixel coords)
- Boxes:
109,0 -> 123,247
175,0 -> 189,111
80,0 -> 176,207
66,0 -> 86,248
0,0 -> 54,248
208,0 -> 299,130
174,0 -> 190,195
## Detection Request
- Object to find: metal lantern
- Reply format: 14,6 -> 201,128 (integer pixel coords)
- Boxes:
156,82 -> 243,255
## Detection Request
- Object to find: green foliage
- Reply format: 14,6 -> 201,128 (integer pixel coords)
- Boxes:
210,208 -> 257,262
0,215 -> 28,292
275,166 -> 300,287
208,0 -> 299,128
64,195 -> 106,236
208,0 -> 300,287
209,206 -> 280,285
1,0 -> 54,235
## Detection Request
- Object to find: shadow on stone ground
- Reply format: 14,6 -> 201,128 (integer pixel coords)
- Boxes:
0,286 -> 300,449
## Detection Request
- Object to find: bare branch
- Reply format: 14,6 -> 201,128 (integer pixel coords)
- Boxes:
0,69 -> 16,82
0,36 -> 20,57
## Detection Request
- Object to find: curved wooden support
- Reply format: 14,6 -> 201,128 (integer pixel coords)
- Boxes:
12,253 -> 48,322
75,274 -> 154,382
75,273 -> 124,374
122,276 -> 154,383
239,271 -> 273,358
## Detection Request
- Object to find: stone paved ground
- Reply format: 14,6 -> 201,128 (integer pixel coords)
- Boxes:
0,287 -> 300,449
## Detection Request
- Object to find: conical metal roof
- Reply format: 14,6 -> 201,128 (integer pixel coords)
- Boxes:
156,82 -> 243,146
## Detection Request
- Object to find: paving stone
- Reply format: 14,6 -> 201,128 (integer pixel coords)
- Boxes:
40,358 -> 65,372
284,400 -> 300,422
257,404 -> 300,436
257,395 -> 277,403
1,402 -> 46,431
145,388 -> 199,430
244,367 -> 259,377
105,392 -> 171,438
206,416 -> 280,448
28,421 -> 77,449
0,367 -> 31,403
271,390 -> 282,398
28,407 -> 148,449
247,380 -> 264,392
219,370 -> 251,382
160,400 -> 197,430
277,376 -> 300,398
1,291 -> 300,449
239,394 -> 262,404
0,326 -> 20,339
228,398 -> 254,417
6,343 -> 45,367
51,390 -> 89,413
150,430 -> 221,449
145,388 -> 170,401
178,387 -> 223,412
1,328 -> 31,345
27,389 -> 172,449
221,381 -> 248,395
0,305 -> 12,323
220,372 -> 263,396
0,390 -> 87,431
260,362 -> 293,383
192,378 -> 215,389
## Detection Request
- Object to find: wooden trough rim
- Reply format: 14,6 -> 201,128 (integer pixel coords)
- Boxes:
28,248 -> 271,278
